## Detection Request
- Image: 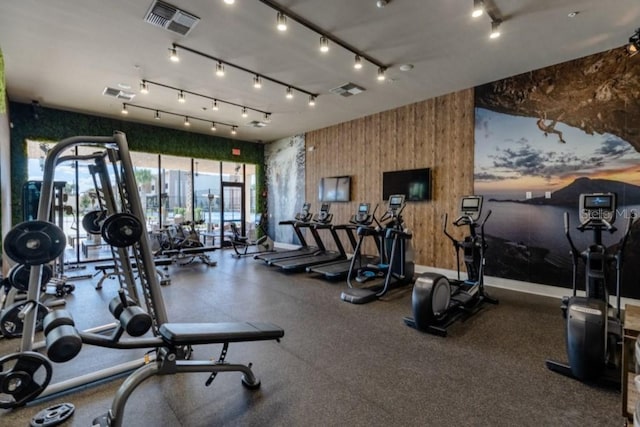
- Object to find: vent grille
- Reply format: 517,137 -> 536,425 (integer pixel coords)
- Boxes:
144,0 -> 200,36
102,87 -> 136,101
248,120 -> 268,128
329,82 -> 366,97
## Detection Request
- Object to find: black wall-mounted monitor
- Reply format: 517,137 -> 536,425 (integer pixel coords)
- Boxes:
319,176 -> 351,202
382,168 -> 432,201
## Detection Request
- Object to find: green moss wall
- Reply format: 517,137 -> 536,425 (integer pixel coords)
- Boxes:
9,102 -> 265,225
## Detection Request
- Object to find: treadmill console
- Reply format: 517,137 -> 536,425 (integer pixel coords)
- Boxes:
296,203 -> 312,222
317,203 -> 331,222
388,194 -> 405,215
460,196 -> 483,222
579,193 -> 616,225
354,203 -> 371,223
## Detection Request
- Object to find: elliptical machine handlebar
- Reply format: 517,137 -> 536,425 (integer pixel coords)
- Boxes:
563,212 -> 581,261
577,217 -> 617,233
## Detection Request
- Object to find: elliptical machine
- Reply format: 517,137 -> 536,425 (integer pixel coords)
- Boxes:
341,195 -> 414,304
546,192 -> 634,385
404,195 -> 498,336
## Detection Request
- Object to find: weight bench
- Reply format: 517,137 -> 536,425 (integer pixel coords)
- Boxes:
93,258 -> 173,289
162,246 -> 218,267
92,321 -> 284,427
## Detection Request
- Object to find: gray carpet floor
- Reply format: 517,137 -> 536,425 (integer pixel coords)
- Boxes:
0,251 -> 624,426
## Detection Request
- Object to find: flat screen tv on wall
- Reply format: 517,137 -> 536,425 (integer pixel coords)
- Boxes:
319,176 -> 351,202
382,168 -> 432,201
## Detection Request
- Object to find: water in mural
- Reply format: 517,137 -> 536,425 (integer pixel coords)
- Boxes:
265,135 -> 305,245
475,108 -> 640,298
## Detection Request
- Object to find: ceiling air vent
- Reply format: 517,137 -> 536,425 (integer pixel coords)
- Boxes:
102,87 -> 136,101
248,120 -> 268,128
144,0 -> 200,36
329,83 -> 366,97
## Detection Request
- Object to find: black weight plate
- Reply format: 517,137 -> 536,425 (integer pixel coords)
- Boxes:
4,221 -> 66,266
82,210 -> 106,235
0,301 -> 49,338
9,264 -> 53,292
0,351 -> 53,409
30,402 -> 75,427
101,213 -> 143,247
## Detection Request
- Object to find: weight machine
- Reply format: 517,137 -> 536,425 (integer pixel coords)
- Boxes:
0,132 -> 284,427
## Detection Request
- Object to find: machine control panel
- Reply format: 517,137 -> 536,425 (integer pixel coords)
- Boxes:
460,196 -> 483,222
579,193 -> 616,225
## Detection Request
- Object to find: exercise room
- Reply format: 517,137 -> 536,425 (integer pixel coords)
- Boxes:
1,1 -> 640,426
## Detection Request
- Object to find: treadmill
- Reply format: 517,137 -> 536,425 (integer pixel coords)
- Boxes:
271,203 -> 347,271
307,203 -> 379,279
255,202 -> 317,264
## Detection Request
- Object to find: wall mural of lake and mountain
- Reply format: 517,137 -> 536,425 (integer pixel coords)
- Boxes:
474,48 -> 640,298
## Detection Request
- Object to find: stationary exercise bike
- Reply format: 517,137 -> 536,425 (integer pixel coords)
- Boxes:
546,192 -> 634,385
404,195 -> 498,336
229,213 -> 274,258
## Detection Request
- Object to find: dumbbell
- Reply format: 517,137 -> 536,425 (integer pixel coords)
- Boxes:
108,292 -> 152,337
43,310 -> 82,363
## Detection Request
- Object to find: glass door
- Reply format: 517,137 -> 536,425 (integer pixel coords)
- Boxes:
221,182 -> 244,247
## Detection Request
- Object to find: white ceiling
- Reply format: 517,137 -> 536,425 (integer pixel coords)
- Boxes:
1,0 -> 639,144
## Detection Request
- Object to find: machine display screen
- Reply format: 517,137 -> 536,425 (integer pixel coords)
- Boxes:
358,203 -> 369,213
389,196 -> 403,206
461,197 -> 480,211
584,195 -> 612,209
320,203 -> 330,212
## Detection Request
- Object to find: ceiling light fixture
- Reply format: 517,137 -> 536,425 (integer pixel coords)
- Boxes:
231,126 -> 238,135
250,2 -> 387,81
169,47 -> 179,62
354,55 -> 363,69
170,43 -> 318,105
215,61 -> 225,77
139,80 -> 149,94
472,0 -> 484,18
264,113 -> 271,122
627,28 -> 640,57
253,75 -> 263,89
308,95 -> 316,106
276,12 -> 287,31
319,36 -> 330,53
376,0 -> 389,8
121,104 -> 128,115
490,20 -> 501,39
241,107 -> 248,118
223,0 -> 235,4
143,79 -> 271,117
211,122 -> 217,131
377,67 -> 386,81
121,103 -> 238,131
286,87 -> 294,99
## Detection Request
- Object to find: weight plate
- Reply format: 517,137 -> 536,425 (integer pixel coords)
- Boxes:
8,264 -> 53,292
0,351 -> 53,409
82,210 -> 107,235
101,213 -> 143,247
0,301 -> 48,338
4,221 -> 66,266
30,402 -> 75,427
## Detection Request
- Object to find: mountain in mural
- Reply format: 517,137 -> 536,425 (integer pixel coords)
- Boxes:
525,177 -> 640,206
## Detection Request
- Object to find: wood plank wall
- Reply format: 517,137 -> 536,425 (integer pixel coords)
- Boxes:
305,88 -> 474,270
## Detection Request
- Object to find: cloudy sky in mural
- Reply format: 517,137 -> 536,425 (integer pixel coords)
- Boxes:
474,108 -> 640,198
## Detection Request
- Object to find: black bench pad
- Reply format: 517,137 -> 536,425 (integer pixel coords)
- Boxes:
158,322 -> 284,345
94,258 -> 173,271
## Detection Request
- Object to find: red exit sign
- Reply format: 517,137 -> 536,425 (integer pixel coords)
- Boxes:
232,148 -> 241,156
